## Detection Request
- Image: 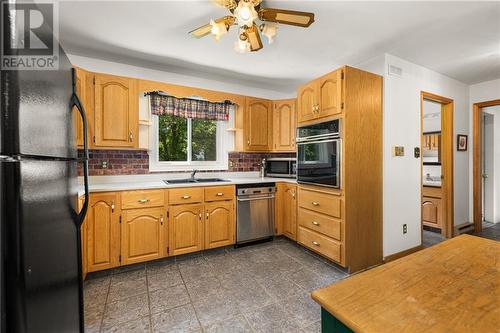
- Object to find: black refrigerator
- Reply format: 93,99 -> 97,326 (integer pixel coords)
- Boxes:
0,1 -> 89,331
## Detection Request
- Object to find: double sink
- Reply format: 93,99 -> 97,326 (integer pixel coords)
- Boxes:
163,178 -> 229,185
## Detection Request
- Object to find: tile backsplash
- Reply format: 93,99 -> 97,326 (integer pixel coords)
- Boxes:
78,150 -> 295,176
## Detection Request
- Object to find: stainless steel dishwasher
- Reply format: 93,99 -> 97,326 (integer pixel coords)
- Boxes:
236,183 -> 276,245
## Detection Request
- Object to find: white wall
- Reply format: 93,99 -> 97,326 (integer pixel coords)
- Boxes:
469,79 -> 500,223
383,54 -> 470,257
67,54 -> 291,100
423,100 -> 442,133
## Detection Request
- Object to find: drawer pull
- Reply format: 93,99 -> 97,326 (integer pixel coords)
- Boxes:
312,221 -> 320,226
216,192 -> 224,196
138,199 -> 149,203
182,195 -> 191,199
312,241 -> 320,246
312,201 -> 320,206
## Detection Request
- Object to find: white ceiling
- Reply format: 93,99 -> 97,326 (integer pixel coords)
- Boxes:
57,1 -> 500,93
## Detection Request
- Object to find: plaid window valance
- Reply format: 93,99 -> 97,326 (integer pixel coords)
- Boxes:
149,92 -> 234,121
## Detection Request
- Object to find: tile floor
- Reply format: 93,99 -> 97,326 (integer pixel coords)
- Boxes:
423,222 -> 500,248
84,238 -> 348,333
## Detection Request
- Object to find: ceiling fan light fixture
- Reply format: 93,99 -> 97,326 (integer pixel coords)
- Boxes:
234,33 -> 250,53
260,22 -> 278,44
234,0 -> 258,27
210,19 -> 228,41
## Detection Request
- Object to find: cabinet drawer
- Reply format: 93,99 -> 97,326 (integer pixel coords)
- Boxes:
422,186 -> 442,199
169,187 -> 203,205
297,226 -> 341,263
298,188 -> 341,218
122,190 -> 165,209
298,208 -> 341,241
204,186 -> 235,202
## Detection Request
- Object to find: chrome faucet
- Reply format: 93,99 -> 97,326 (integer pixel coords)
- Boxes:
190,169 -> 198,180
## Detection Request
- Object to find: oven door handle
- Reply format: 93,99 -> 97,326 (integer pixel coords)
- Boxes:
297,138 -> 340,145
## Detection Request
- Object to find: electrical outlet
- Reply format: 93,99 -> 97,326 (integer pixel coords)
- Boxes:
101,160 -> 108,169
403,224 -> 408,234
392,146 -> 405,157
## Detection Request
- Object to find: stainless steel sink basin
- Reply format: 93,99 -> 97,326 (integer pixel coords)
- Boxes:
163,178 -> 229,184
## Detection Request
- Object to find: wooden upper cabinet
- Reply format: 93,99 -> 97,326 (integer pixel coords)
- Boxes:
73,68 -> 93,148
297,81 -> 318,124
273,99 -> 296,152
245,97 -> 272,151
205,202 -> 235,249
94,73 -> 138,148
86,193 -> 120,272
121,207 -> 166,265
318,69 -> 343,119
169,205 -> 204,256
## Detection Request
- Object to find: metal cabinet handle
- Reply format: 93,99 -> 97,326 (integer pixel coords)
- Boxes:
159,215 -> 163,225
216,192 -> 224,196
312,241 -> 320,246
312,221 -> 320,226
199,213 -> 202,219
247,139 -> 250,146
111,201 -> 115,212
129,131 -> 133,142
138,199 -> 149,203
182,195 -> 191,199
312,201 -> 319,206
206,212 -> 209,219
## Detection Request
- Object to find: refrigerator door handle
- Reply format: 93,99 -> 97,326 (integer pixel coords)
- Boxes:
70,68 -> 89,227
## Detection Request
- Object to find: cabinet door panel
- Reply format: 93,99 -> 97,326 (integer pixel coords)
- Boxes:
94,74 -> 137,147
87,193 -> 120,272
122,207 -> 165,265
297,81 -> 318,124
282,184 -> 297,240
422,198 -> 441,226
273,99 -> 296,152
205,202 -> 235,249
318,69 -> 342,118
245,97 -> 272,151
169,205 -> 204,256
73,68 -> 86,148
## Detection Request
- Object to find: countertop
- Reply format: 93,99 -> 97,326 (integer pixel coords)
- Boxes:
311,235 -> 500,333
78,172 -> 297,195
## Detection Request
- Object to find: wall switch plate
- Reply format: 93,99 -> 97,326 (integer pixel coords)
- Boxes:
392,146 -> 405,157
414,147 -> 421,158
403,224 -> 408,234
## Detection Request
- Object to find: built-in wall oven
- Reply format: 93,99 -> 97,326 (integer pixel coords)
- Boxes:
297,120 -> 341,188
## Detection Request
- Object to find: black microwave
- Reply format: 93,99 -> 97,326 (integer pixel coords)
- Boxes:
265,158 -> 297,178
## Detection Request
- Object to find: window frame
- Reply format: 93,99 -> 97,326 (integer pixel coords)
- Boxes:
149,114 -> 229,172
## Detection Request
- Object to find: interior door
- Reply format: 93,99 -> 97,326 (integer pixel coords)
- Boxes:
87,193 -> 120,272
245,97 -> 272,151
273,99 -> 296,152
121,207 -> 165,265
297,81 -> 318,124
169,205 -> 204,256
205,202 -> 235,249
483,113 -> 494,222
94,74 -> 137,148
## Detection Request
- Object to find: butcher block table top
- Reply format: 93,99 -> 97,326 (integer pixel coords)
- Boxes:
311,235 -> 500,333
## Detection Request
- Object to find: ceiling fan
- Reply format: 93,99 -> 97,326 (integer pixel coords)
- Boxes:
189,0 -> 315,53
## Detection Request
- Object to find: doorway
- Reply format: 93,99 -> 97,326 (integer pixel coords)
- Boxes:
420,92 -> 454,246
473,99 -> 500,233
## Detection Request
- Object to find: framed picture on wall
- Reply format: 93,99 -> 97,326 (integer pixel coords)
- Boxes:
457,134 -> 468,151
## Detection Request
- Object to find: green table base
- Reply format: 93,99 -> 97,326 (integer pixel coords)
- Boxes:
321,308 -> 354,333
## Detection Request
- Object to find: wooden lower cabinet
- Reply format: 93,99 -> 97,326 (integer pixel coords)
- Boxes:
169,204 -> 204,256
422,197 -> 442,227
121,207 -> 166,265
86,192 -> 120,272
277,183 -> 297,240
205,202 -> 235,249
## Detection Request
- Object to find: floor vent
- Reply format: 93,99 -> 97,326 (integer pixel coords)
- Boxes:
455,223 -> 474,235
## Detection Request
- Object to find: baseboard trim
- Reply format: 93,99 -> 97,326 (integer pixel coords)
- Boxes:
384,245 -> 423,263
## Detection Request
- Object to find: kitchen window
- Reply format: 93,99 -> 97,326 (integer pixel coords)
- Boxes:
148,93 -> 233,171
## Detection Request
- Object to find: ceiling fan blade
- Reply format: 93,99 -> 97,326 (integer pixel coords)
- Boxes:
212,0 -> 237,10
189,16 -> 235,38
245,24 -> 263,52
259,8 -> 315,27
